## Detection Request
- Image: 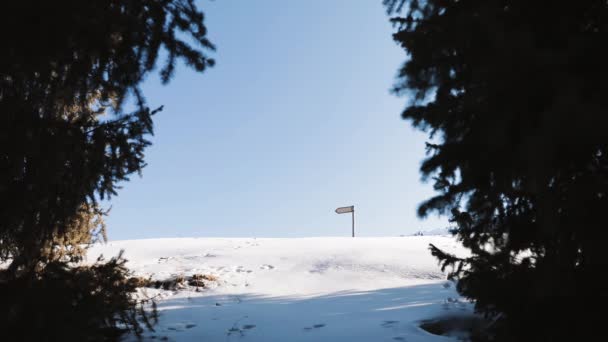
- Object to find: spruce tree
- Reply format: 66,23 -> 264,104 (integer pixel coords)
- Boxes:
385,0 -> 608,340
0,1 -> 214,338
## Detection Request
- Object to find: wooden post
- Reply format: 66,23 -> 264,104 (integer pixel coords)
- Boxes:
335,205 -> 356,237
351,208 -> 355,237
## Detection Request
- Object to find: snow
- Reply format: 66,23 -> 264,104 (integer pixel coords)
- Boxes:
86,236 -> 473,341
409,227 -> 453,236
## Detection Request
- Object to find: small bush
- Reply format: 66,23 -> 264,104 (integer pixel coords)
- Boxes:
146,273 -> 218,290
189,273 -> 218,287
197,274 -> 218,281
152,276 -> 186,290
129,276 -> 154,288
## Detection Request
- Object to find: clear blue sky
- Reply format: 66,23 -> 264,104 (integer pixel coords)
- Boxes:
105,0 -> 447,240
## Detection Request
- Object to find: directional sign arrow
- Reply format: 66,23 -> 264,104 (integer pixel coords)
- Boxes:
335,206 -> 354,214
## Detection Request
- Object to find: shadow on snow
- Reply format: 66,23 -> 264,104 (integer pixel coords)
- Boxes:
133,283 -> 476,341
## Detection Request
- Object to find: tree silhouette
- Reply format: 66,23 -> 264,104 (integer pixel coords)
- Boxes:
386,0 -> 608,340
0,1 -> 214,338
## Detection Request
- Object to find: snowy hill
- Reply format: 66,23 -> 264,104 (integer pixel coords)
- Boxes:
87,237 -> 473,341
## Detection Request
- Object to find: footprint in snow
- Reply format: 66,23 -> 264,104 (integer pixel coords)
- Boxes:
157,257 -> 172,263
235,266 -> 253,273
260,264 -> 275,270
304,323 -> 326,331
227,323 -> 256,337
381,321 -> 399,328
166,322 -> 197,331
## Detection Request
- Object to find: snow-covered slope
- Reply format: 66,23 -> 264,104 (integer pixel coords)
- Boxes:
87,237 -> 472,341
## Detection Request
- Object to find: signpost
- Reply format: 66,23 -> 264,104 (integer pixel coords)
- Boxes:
335,205 -> 355,237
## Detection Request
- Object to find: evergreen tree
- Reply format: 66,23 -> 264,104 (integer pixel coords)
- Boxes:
0,1 -> 214,338
385,0 -> 608,340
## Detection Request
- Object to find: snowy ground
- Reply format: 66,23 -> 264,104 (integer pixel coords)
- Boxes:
87,236 -> 473,341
